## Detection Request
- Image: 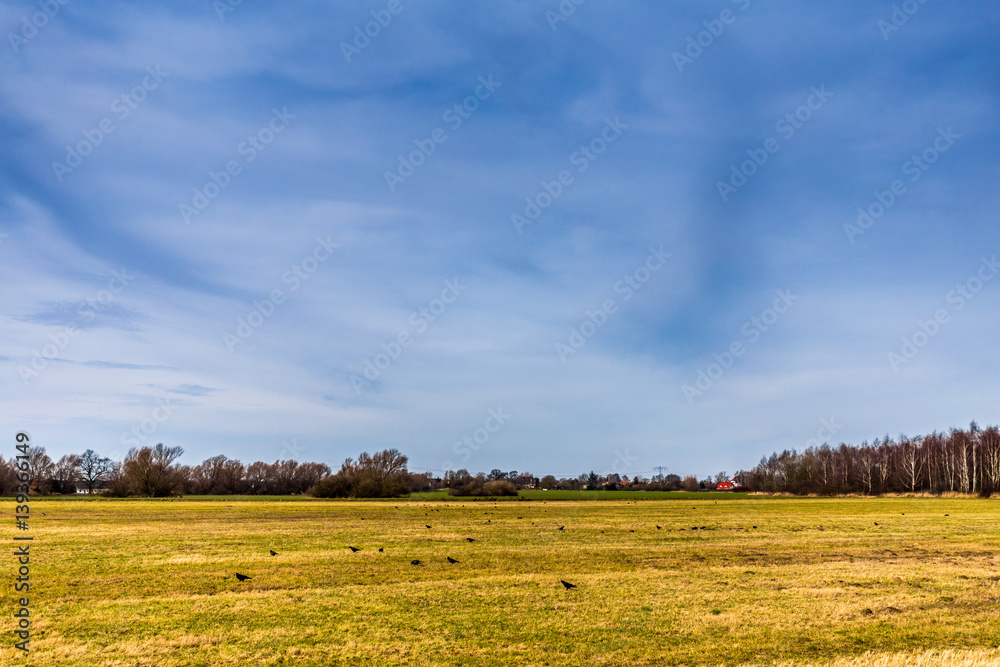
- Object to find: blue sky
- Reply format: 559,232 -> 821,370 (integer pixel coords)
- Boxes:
2,0 -> 998,479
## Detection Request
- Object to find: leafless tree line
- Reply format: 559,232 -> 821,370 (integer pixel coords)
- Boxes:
0,444 -> 333,497
741,422 -> 1000,496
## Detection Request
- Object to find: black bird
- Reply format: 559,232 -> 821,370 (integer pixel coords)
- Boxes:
753,526 -> 757,529
656,525 -> 661,530
874,522 -> 879,526
411,560 -> 421,565
378,548 -> 384,552
235,573 -> 251,581
560,580 -> 577,589
558,526 -> 564,531
348,546 -> 361,552
945,514 -> 950,516
466,538 -> 475,542
447,557 -> 459,564
269,550 -> 278,556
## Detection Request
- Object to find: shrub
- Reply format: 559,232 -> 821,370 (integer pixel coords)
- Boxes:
448,477 -> 518,497
308,449 -> 410,498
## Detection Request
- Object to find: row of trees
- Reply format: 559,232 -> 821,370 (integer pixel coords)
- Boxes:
0,444 -> 336,497
441,469 -> 729,492
743,422 -> 1000,496
0,444 -> 425,499
7,421 -> 996,498
0,445 -> 729,498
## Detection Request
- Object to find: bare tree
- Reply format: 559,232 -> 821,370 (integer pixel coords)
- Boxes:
25,446 -> 53,494
77,450 -> 114,494
0,457 -> 18,494
122,443 -> 185,497
50,454 -> 82,494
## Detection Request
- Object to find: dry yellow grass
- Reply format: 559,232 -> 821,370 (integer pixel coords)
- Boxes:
761,649 -> 1000,666
2,495 -> 998,666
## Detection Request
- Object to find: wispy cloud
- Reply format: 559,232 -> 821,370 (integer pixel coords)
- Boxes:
1,1 -> 997,474
12,301 -> 147,331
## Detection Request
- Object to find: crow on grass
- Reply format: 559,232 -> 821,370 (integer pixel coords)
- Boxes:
348,546 -> 361,552
447,557 -> 459,564
466,538 -> 475,542
270,550 -> 278,556
560,580 -> 577,589
235,573 -> 251,581
411,560 -> 421,565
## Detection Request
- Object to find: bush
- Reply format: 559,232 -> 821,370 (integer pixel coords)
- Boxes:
483,480 -> 518,496
448,477 -> 518,497
309,475 -> 352,498
308,449 -> 410,499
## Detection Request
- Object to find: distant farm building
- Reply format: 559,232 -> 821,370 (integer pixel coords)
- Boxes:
716,477 -> 743,491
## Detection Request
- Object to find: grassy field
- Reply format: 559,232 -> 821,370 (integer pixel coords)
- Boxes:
408,489 -> 751,501
5,496 -> 1000,666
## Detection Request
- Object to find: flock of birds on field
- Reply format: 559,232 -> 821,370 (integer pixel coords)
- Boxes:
229,505 -> 956,589
229,504 -> 603,589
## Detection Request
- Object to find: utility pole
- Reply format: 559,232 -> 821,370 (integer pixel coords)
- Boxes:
653,466 -> 668,482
